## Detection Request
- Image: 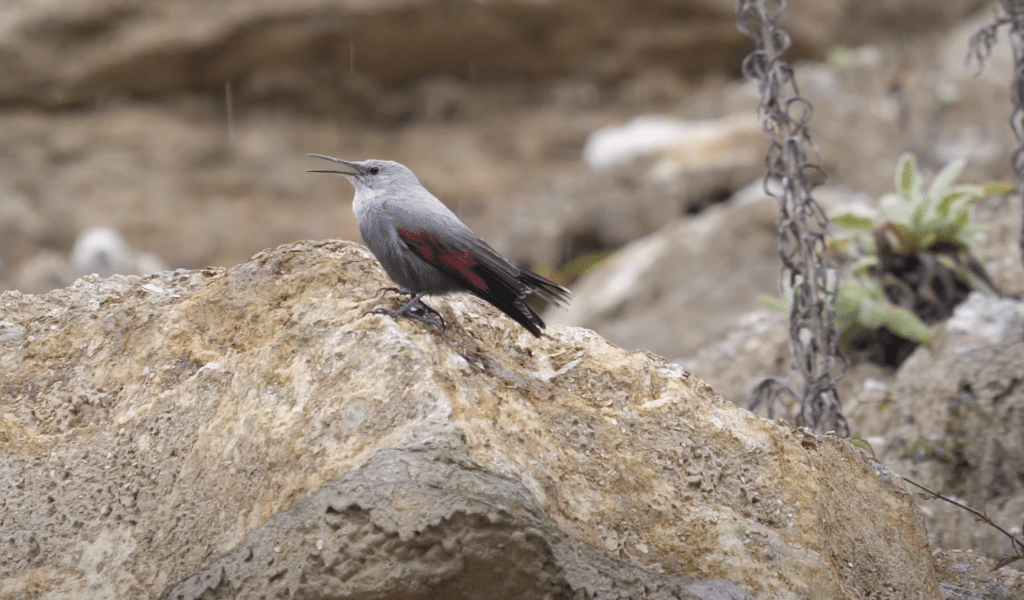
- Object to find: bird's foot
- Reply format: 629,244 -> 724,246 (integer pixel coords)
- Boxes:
375,286 -> 411,299
381,307 -> 445,334
370,291 -> 446,334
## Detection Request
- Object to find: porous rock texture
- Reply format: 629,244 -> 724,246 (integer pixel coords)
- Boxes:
0,241 -> 940,600
847,293 -> 1024,562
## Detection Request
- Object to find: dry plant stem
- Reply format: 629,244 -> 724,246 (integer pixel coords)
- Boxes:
903,475 -> 1024,557
969,0 -> 1024,267
737,0 -> 847,435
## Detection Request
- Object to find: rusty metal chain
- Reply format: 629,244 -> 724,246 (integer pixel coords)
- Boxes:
736,0 -> 847,436
969,0 -> 1024,267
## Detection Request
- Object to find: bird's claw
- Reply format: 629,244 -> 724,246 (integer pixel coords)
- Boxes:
375,286 -> 410,299
399,302 -> 446,334
367,295 -> 446,335
415,312 -> 446,334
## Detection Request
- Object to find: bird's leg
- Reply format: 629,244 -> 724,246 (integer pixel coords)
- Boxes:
371,291 -> 446,334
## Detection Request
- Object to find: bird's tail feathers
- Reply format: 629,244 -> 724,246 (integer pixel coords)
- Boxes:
518,268 -> 572,309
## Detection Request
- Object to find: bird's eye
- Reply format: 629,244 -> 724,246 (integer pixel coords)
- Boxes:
369,166 -> 380,175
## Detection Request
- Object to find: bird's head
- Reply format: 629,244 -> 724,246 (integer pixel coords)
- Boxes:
307,155 -> 420,192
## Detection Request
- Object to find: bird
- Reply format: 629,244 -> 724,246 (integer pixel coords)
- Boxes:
307,154 -> 571,336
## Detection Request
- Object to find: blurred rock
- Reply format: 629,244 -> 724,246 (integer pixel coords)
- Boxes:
571,113 -> 764,235
9,226 -> 168,294
70,226 -> 167,279
583,114 -> 761,171
772,0 -> 987,53
841,292 -> 1024,560
70,226 -> 134,278
0,1 -> 739,109
10,250 -> 69,295
544,183 -> 777,360
971,193 -> 1024,298
0,240 -> 940,600
933,549 -> 1024,600
792,31 -> 1016,199
0,0 -> 985,109
546,184 -> 873,361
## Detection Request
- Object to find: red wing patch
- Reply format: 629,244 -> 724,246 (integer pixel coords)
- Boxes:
397,227 -> 437,263
397,227 -> 489,291
441,251 -> 488,291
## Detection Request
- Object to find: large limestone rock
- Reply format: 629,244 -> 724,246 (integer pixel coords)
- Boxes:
1,241 -> 940,599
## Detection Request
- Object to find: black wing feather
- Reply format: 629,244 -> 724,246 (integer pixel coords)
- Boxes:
389,215 -> 569,336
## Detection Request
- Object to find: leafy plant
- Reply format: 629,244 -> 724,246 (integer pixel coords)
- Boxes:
829,153 -> 1009,364
834,274 -> 933,348
762,272 -> 931,346
765,153 -> 1009,366
832,153 -> 1009,290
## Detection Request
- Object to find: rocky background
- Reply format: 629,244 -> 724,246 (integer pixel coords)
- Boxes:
3,0 -> 1024,592
2,0 -> 1016,298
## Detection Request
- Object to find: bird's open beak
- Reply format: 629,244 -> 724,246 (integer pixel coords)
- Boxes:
306,154 -> 361,177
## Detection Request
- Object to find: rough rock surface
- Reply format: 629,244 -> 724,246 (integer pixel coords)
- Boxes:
0,241 -> 939,599
846,293 -> 1024,561
932,549 -> 1024,600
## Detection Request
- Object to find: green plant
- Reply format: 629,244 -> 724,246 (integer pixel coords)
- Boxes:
761,272 -> 931,346
764,154 -> 1010,366
832,153 -> 1009,289
834,274 -> 933,348
830,154 -> 1009,364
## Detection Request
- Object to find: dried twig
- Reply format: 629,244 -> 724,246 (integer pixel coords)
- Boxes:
737,0 -> 847,435
969,0 -> 1024,267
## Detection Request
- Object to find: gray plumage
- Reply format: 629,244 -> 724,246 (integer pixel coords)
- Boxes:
308,154 -> 571,336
